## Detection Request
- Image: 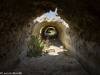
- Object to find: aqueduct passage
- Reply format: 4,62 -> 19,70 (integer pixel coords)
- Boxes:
41,26 -> 58,37
0,0 -> 100,75
33,21 -> 67,43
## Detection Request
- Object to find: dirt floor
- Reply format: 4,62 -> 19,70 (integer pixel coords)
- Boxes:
13,37 -> 89,75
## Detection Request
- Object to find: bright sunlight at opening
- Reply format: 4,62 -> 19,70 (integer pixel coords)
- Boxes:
43,8 -> 60,18
34,8 -> 69,28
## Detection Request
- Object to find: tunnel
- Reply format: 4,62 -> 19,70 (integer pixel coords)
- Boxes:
0,0 -> 100,75
32,20 -> 67,46
42,26 -> 58,38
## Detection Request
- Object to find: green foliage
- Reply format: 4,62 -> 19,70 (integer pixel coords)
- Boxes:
43,39 -> 50,49
27,35 -> 44,57
50,30 -> 57,35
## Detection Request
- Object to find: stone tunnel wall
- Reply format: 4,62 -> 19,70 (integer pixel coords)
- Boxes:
62,30 -> 100,75
0,0 -> 50,71
32,18 -> 100,75
0,15 -> 30,71
55,0 -> 100,75
32,21 -> 67,43
0,0 -> 100,75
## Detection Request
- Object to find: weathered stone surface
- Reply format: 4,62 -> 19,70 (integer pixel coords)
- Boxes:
0,0 -> 100,75
64,36 -> 100,75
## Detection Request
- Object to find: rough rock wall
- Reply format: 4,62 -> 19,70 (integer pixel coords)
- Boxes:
0,13 -> 29,71
55,0 -> 100,42
0,0 -> 100,74
0,0 -> 55,71
55,1 -> 100,75
63,32 -> 100,75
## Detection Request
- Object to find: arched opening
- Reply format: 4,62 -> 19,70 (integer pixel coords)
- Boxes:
0,1 -> 100,75
40,25 -> 61,47
44,27 -> 57,36
41,26 -> 58,38
32,21 -> 67,46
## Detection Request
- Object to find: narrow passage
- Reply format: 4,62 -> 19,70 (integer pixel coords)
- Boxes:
14,38 -> 89,75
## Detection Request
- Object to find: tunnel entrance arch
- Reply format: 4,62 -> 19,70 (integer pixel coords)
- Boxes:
32,21 -> 67,44
41,26 -> 58,39
44,27 -> 57,36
